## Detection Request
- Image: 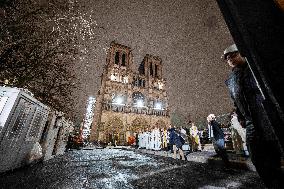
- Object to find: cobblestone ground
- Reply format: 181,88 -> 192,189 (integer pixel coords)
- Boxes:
0,149 -> 265,189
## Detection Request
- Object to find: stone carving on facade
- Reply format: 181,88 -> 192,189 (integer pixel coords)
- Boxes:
131,117 -> 149,132
90,41 -> 171,145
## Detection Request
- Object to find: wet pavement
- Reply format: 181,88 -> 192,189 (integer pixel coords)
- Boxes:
0,148 -> 265,189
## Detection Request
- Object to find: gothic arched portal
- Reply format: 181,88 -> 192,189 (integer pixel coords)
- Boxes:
106,116 -> 123,133
131,117 -> 149,132
104,116 -> 125,144
156,119 -> 166,129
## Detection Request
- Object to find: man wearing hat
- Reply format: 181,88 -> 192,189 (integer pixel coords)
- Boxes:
223,44 -> 283,188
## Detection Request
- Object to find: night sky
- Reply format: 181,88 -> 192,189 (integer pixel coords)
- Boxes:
75,0 -> 235,122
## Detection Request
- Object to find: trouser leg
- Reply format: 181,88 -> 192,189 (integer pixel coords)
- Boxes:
215,139 -> 230,167
246,122 -> 284,188
179,148 -> 185,160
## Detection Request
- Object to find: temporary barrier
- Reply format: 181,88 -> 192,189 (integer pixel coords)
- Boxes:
0,87 -> 49,172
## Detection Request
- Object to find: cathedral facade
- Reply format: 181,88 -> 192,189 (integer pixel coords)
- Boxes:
90,42 -> 170,145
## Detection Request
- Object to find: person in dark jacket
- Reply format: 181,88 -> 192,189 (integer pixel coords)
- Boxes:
207,114 -> 230,167
170,126 -> 185,160
223,44 -> 283,188
168,125 -> 175,153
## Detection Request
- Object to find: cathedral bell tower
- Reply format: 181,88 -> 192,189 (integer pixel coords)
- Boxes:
90,41 -> 134,141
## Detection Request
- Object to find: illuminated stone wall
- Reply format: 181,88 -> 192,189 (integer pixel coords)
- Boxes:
90,42 -> 170,144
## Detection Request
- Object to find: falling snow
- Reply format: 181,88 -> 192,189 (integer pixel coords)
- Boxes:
72,0 -> 235,122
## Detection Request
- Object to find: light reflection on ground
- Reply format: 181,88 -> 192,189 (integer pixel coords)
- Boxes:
0,148 -> 265,189
68,149 -> 163,189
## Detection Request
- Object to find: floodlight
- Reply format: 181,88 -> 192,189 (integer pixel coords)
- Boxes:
136,100 -> 144,107
115,96 -> 124,105
154,102 -> 163,110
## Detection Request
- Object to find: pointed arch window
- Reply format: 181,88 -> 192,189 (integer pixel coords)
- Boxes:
155,65 -> 158,77
132,92 -> 145,107
150,62 -> 153,76
139,62 -> 145,75
122,53 -> 126,66
115,52 -> 119,65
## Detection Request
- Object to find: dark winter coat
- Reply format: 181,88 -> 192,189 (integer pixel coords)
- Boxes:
225,63 -> 275,140
168,128 -> 175,144
169,128 -> 183,148
209,120 -> 224,141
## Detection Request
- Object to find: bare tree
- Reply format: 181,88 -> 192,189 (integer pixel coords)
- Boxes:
0,0 -> 99,118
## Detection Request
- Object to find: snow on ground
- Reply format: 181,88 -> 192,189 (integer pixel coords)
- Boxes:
0,148 -> 265,189
67,149 -> 163,189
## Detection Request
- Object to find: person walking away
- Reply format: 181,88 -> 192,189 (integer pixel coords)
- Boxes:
171,127 -> 185,160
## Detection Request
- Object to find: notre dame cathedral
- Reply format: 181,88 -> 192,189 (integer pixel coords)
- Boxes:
90,41 -> 170,145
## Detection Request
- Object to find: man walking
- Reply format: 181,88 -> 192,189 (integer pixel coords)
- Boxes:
207,114 -> 230,167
